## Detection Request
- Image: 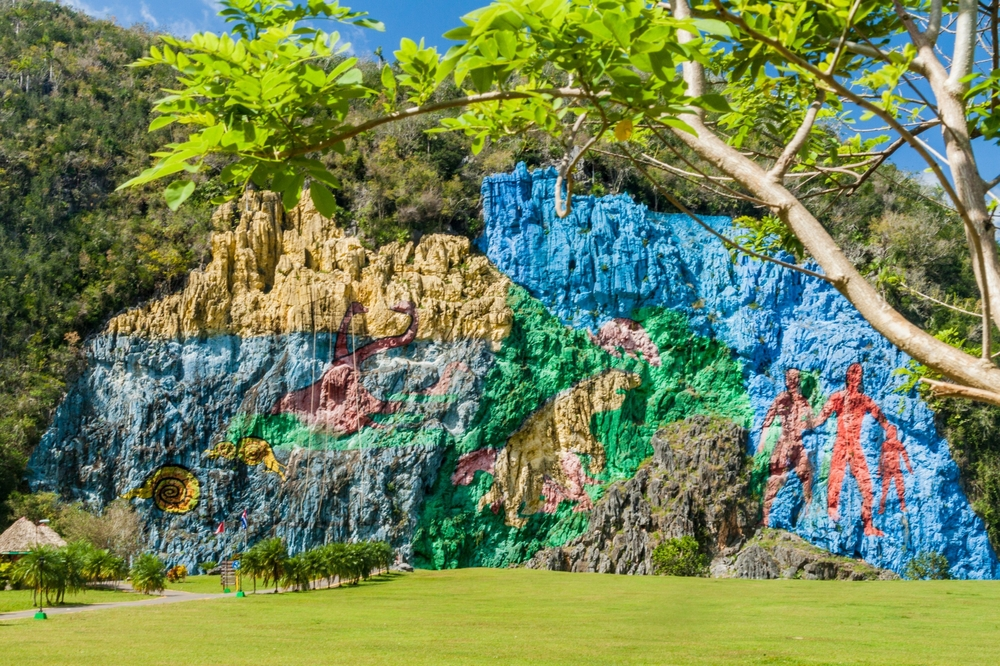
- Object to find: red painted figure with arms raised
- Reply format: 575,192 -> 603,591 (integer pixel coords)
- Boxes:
810,363 -> 890,537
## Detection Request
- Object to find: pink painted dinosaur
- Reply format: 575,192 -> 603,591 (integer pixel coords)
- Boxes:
271,301 -> 461,436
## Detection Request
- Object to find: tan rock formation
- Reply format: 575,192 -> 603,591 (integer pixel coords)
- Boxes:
481,369 -> 642,527
107,191 -> 512,343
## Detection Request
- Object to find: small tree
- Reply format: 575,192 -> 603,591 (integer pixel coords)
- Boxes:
58,541 -> 93,603
905,552 -> 951,580
652,537 -> 709,577
256,538 -> 287,594
130,553 -> 167,595
239,549 -> 262,593
11,546 -> 63,608
280,554 -> 311,592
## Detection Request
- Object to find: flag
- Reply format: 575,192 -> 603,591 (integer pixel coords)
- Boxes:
240,510 -> 248,530
215,521 -> 225,535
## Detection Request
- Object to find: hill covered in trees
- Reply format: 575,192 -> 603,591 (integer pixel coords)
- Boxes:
2,0 -> 1000,551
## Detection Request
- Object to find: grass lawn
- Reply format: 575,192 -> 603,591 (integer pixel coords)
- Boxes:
3,568 -> 1000,665
0,586 -> 139,613
165,574 -> 233,594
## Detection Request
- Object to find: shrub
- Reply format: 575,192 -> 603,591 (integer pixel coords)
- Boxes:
166,564 -> 187,583
652,537 -> 709,577
905,552 -> 951,580
198,560 -> 217,574
130,554 -> 167,594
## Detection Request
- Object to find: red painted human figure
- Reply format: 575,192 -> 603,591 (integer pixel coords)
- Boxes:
271,301 -> 418,435
758,368 -> 814,526
878,424 -> 913,514
810,363 -> 890,537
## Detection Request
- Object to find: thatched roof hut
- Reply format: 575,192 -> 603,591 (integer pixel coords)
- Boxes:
0,517 -> 66,554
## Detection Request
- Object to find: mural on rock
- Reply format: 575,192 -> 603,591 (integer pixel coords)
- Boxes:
25,166 -> 998,579
478,164 -> 997,578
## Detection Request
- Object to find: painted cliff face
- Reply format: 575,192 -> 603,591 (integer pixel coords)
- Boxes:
477,164 -> 997,578
27,168 -> 999,579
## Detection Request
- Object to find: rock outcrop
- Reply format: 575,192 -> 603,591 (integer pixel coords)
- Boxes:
719,529 -> 898,580
527,416 -> 757,574
108,191 -> 511,344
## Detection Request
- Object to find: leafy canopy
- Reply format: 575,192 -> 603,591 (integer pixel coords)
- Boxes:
122,0 -> 952,222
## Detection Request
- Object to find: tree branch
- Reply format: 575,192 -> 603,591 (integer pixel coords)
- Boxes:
897,282 -> 981,317
621,145 -> 834,283
665,106 -> 1000,397
767,93 -> 824,182
927,0 -> 943,45
277,87 -> 596,160
949,0 -> 979,90
921,377 -> 1000,407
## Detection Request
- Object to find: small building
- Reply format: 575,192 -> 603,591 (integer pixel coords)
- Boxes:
0,517 -> 67,558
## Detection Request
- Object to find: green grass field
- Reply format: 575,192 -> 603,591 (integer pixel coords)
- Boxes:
0,586 -> 138,613
3,568 -> 1000,665
165,574 -> 234,594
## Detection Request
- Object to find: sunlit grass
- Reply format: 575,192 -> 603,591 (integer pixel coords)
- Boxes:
5,568 -> 1000,665
0,586 -> 139,613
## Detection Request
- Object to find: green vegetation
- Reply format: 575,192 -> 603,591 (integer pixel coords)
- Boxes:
0,586 -> 136,613
652,536 -> 709,577
129,553 -> 166,595
240,538 -> 394,594
2,569 -> 1000,664
8,540 -> 128,607
2,492 -> 141,559
905,552 -> 952,581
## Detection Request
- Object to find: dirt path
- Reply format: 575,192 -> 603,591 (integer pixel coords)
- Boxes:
0,588 -> 228,621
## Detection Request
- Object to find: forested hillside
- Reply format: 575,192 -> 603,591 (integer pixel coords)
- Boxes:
2,0 -> 1000,548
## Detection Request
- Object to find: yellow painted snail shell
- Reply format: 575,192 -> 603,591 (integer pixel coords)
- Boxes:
122,465 -> 200,514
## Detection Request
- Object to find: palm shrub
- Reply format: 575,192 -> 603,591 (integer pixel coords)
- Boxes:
301,547 -> 326,589
58,541 -> 93,603
130,553 -> 167,595
321,543 -> 348,587
280,554 -> 312,592
372,541 -> 394,574
198,560 -> 217,575
86,549 -> 127,586
11,546 -> 63,607
256,538 -> 288,594
652,537 -> 709,577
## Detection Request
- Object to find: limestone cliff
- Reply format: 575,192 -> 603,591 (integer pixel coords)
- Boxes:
26,166 -> 1000,579
108,191 -> 511,344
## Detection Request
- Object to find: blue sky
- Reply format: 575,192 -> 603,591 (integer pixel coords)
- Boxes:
57,0 -> 484,54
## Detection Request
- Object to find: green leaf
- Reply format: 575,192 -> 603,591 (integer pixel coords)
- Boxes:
164,179 -> 196,211
282,173 -> 305,211
692,18 -> 733,38
309,182 -> 338,218
381,63 -> 397,93
148,115 -> 176,132
694,93 -> 732,113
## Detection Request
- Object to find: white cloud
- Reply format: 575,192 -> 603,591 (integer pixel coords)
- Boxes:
58,0 -> 113,20
140,2 -> 159,27
166,18 -> 201,38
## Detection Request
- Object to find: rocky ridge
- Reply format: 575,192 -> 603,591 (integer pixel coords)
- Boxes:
719,529 -> 898,580
108,191 -> 511,343
527,416 -> 758,574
